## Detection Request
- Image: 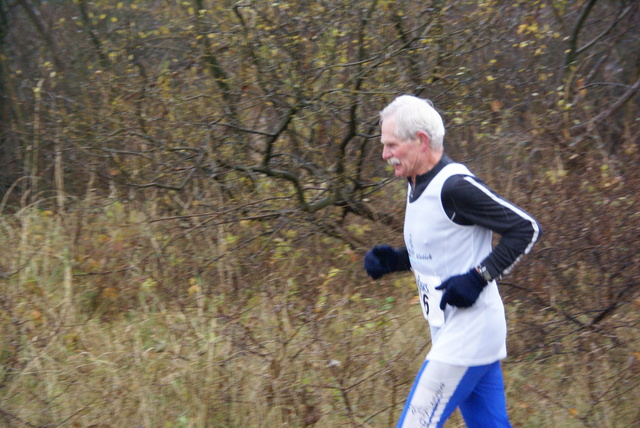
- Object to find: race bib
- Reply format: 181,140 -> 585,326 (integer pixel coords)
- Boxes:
414,273 -> 445,327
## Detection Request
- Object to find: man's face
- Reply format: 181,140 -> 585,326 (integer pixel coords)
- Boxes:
380,116 -> 421,178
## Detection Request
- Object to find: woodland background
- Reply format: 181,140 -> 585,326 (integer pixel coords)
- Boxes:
0,0 -> 639,427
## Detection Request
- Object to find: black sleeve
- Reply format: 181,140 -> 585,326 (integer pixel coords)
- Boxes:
441,174 -> 542,280
396,247 -> 412,271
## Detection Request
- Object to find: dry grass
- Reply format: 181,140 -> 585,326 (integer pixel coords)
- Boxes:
0,200 -> 638,427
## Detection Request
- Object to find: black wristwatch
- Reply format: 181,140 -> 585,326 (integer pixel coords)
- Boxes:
476,264 -> 493,283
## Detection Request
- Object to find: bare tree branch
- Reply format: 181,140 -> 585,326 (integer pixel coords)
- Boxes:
571,75 -> 640,134
564,0 -> 599,69
16,0 -> 65,71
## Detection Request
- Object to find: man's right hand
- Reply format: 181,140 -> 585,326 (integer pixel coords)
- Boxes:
364,245 -> 404,279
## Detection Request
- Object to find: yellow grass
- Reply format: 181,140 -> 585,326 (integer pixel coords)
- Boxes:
0,203 -> 637,427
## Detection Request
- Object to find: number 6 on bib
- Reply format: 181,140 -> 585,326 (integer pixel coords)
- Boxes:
414,273 -> 445,327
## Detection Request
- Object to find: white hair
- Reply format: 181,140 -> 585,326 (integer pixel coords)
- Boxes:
379,95 -> 445,150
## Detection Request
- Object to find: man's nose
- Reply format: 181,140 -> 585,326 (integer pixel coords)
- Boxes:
382,145 -> 390,160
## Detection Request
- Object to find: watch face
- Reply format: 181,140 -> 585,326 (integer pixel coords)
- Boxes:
479,266 -> 491,282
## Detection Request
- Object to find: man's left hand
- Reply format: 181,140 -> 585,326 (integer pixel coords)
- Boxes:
435,269 -> 487,310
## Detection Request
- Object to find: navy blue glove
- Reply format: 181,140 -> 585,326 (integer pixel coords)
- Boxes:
364,245 -> 404,279
435,268 -> 487,310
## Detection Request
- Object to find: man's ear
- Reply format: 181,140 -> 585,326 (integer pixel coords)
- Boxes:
416,131 -> 430,152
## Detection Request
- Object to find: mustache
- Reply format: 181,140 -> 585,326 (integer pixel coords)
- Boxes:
387,157 -> 401,166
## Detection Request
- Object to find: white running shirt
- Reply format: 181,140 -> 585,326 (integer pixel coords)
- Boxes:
404,163 -> 507,366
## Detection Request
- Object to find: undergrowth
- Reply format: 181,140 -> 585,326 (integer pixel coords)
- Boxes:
0,198 -> 637,427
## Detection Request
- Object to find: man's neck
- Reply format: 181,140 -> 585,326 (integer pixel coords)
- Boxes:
412,150 -> 443,183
